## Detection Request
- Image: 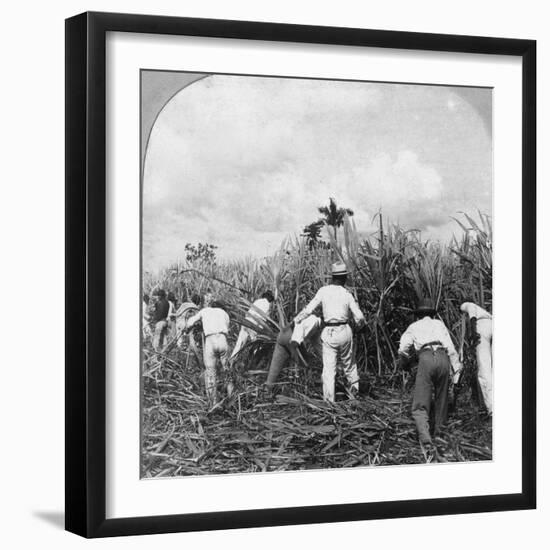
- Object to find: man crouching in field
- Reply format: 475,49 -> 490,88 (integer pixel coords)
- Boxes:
184,300 -> 232,405
396,298 -> 463,457
265,314 -> 323,394
294,262 -> 365,402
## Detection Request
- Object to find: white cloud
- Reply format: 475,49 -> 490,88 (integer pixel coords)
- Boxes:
143,75 -> 491,271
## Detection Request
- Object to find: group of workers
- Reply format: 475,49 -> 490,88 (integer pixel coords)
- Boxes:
143,261 -> 493,451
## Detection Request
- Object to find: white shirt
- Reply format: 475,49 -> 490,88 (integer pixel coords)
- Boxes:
294,285 -> 365,326
291,314 -> 323,345
187,307 -> 230,337
399,316 -> 462,377
251,298 -> 270,315
246,298 -> 271,326
460,302 -> 492,320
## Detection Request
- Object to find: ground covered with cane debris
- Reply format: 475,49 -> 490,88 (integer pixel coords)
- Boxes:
141,347 -> 492,478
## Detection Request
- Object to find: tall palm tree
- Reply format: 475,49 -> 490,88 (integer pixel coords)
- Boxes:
317,197 -> 354,244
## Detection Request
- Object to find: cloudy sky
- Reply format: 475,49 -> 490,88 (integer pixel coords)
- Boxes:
143,74 -> 492,272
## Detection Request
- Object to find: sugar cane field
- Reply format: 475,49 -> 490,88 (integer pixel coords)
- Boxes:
141,211 -> 492,477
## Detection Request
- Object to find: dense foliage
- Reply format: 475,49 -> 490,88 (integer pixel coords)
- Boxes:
144,211 -> 491,378
141,211 -> 492,475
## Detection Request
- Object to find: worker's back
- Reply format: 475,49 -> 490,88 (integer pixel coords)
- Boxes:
199,307 -> 230,337
401,316 -> 450,351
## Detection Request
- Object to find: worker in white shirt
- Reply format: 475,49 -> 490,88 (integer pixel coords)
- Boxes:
230,291 -> 275,360
294,262 -> 365,402
397,298 -> 463,452
265,314 -> 323,391
460,301 -> 493,415
174,293 -> 201,349
185,300 -> 231,405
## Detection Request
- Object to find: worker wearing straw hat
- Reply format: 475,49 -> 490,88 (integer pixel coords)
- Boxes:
184,299 -> 231,405
294,262 -> 365,402
397,298 -> 463,455
460,301 -> 493,415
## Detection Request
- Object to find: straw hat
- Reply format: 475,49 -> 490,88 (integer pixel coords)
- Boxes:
331,262 -> 349,276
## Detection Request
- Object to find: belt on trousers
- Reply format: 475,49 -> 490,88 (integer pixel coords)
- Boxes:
324,321 -> 348,327
205,332 -> 227,338
419,341 -> 444,352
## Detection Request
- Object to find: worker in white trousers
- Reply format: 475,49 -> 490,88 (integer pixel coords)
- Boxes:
185,301 -> 231,405
460,302 -> 493,415
294,262 -> 365,402
230,291 -> 275,360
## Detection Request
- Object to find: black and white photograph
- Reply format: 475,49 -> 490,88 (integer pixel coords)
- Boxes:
0,0 -> 543,545
140,71 -> 493,476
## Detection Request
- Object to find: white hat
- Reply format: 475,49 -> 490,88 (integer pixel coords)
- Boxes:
331,261 -> 349,276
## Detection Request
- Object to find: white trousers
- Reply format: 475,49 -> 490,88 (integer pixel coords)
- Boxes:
321,325 -> 358,402
476,319 -> 493,414
203,333 -> 229,403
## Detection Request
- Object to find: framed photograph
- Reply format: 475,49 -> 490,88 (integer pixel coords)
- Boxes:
65,11 -> 536,538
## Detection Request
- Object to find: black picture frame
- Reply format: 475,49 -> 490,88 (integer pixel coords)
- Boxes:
65,11 -> 536,538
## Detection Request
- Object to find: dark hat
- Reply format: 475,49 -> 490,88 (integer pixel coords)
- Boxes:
153,288 -> 166,298
415,298 -> 436,314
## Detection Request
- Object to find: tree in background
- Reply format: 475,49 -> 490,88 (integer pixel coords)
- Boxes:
317,197 -> 354,245
184,242 -> 218,267
301,220 -> 325,250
